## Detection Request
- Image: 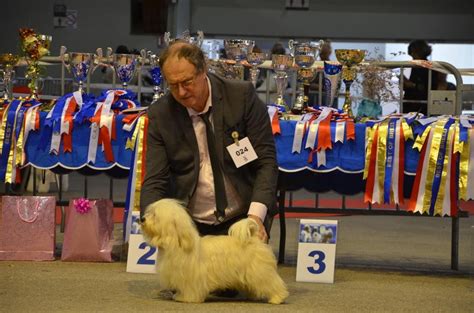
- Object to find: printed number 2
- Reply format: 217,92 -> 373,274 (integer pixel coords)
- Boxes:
137,242 -> 157,265
307,250 -> 326,274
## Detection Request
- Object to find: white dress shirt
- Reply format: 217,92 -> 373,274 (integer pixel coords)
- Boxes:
186,76 -> 267,225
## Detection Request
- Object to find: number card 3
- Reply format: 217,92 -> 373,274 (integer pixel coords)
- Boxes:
126,212 -> 158,274
296,219 -> 338,284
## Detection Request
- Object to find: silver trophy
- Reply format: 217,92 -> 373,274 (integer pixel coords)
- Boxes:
247,52 -> 267,87
106,47 -> 138,89
60,46 -> 102,93
271,54 -> 294,112
0,53 -> 19,100
224,39 -> 255,80
164,30 -> 204,47
147,51 -> 164,102
289,40 -> 323,112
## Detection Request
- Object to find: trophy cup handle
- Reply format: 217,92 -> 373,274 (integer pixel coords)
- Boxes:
288,39 -> 295,57
92,48 -> 103,73
60,45 -> 70,70
139,49 -> 147,66
164,32 -> 171,46
197,30 -> 204,47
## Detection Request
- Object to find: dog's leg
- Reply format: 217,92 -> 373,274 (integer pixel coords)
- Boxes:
173,288 -> 207,303
244,266 -> 289,304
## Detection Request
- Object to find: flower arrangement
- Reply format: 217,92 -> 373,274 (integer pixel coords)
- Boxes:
353,49 -> 404,119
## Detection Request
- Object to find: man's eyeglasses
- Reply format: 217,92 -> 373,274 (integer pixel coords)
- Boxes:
167,73 -> 199,92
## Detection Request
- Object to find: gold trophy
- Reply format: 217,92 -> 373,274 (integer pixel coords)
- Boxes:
335,49 -> 366,117
0,53 -> 19,101
18,28 -> 52,99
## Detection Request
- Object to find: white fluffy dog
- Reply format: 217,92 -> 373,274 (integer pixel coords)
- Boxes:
141,198 -> 289,304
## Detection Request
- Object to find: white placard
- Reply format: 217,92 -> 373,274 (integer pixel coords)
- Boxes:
226,137 -> 258,168
126,212 -> 158,274
296,219 -> 338,284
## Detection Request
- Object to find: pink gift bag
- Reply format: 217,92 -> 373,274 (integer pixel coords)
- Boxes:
0,196 -> 56,261
61,198 -> 114,262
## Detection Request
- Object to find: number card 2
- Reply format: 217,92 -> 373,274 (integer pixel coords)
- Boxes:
126,212 -> 158,274
296,219 -> 338,284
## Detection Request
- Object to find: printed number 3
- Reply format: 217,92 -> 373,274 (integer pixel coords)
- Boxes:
307,250 -> 326,274
137,242 -> 156,265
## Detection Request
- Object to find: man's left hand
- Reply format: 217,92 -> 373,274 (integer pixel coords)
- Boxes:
248,214 -> 268,243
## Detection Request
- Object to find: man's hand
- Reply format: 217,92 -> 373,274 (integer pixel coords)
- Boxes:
248,214 -> 268,243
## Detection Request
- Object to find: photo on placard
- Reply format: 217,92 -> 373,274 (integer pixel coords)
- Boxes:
130,214 -> 142,235
299,222 -> 337,244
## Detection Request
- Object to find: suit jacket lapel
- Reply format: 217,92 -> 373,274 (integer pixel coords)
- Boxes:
210,75 -> 225,163
171,96 -> 200,167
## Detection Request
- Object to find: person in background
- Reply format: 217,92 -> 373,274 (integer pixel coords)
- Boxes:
140,40 -> 278,243
437,73 -> 456,90
402,40 -> 439,115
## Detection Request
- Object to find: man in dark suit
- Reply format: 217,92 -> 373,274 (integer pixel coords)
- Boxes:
140,41 -> 278,242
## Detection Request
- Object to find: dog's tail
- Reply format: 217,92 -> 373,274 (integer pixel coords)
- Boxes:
228,218 -> 259,241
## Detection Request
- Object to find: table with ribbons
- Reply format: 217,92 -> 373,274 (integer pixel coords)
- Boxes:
1,94 -> 474,222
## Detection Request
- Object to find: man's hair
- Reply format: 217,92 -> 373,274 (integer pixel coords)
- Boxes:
159,40 -> 206,73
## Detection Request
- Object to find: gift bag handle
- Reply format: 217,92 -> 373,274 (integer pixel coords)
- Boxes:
16,198 -> 40,223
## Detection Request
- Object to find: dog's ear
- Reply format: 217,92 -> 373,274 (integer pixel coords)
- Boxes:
174,219 -> 197,253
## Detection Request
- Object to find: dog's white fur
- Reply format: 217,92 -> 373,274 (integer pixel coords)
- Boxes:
141,198 -> 289,304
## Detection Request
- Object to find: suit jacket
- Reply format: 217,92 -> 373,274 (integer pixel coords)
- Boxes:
140,73 -> 279,219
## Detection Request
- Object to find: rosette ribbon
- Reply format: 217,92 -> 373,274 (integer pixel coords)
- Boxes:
364,116 -> 413,205
84,89 -> 139,164
123,114 -> 148,242
407,116 -> 462,216
0,98 -> 41,184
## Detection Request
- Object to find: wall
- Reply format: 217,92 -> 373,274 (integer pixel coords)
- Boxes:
190,0 -> 474,42
1,0 -> 473,56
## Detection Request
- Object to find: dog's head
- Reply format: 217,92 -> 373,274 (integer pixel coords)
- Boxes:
141,199 -> 198,253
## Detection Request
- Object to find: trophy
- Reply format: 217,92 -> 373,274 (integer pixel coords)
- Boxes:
247,52 -> 267,87
335,49 -> 366,118
289,40 -> 322,112
293,68 -> 317,114
147,51 -> 163,102
271,54 -> 294,112
60,46 -> 102,93
0,53 -> 19,100
107,47 -> 138,89
19,28 -> 52,99
224,39 -> 255,80
164,30 -> 204,47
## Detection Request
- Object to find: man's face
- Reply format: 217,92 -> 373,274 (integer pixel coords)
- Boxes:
162,56 -> 208,112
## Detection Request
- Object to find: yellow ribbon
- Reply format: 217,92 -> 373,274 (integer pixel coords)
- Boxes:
401,118 -> 413,141
413,125 -> 432,152
132,116 -> 146,211
363,124 -> 375,180
0,102 -> 12,156
376,119 -> 389,204
459,127 -> 471,200
422,119 -> 448,213
434,124 -> 455,216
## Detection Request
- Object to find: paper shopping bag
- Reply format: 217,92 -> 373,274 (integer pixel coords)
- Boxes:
61,198 -> 114,262
0,196 -> 56,261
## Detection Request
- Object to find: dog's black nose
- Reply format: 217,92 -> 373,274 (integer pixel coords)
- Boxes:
139,216 -> 146,224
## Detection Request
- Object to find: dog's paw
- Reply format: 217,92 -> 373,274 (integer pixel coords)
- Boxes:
173,292 -> 206,303
268,295 -> 286,305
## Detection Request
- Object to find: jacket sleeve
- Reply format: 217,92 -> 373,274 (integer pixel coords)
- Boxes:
139,106 -> 170,218
243,82 -> 279,216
